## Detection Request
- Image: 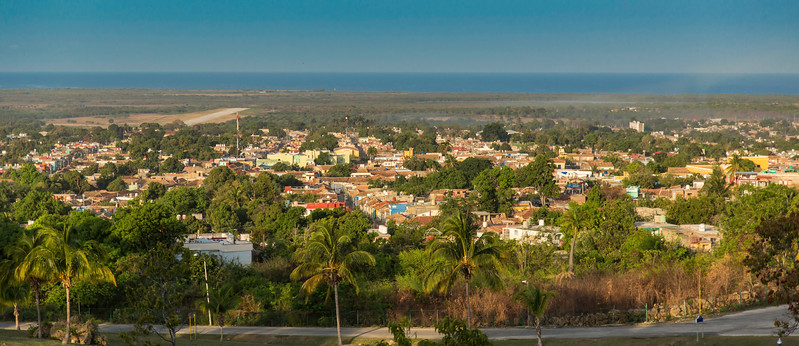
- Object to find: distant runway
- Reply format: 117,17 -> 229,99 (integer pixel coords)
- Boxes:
183,107 -> 249,125
1,305 -> 789,340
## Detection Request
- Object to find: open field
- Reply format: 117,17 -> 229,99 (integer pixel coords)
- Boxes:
46,107 -> 251,128
2,89 -> 799,129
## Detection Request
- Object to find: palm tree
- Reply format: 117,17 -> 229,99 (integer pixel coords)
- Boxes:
701,166 -> 730,198
424,212 -> 503,328
560,204 -> 585,275
7,230 -> 52,338
726,153 -> 745,183
23,225 -> 116,344
290,220 -> 376,346
590,164 -> 600,177
199,285 -> 239,342
0,269 -> 28,331
515,285 -> 555,346
443,154 -> 457,169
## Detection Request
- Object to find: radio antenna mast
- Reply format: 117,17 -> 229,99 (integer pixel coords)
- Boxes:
236,112 -> 240,158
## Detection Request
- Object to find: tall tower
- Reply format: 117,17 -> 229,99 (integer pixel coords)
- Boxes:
236,112 -> 240,158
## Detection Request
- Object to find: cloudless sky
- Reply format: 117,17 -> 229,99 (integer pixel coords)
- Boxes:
1,0 -> 797,73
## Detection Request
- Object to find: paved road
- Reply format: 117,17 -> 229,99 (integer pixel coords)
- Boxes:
2,305 -> 790,340
183,107 -> 249,125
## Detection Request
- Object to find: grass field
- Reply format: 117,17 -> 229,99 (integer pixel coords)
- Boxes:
0,329 -> 791,346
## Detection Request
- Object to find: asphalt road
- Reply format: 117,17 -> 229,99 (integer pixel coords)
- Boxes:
2,305 -> 790,340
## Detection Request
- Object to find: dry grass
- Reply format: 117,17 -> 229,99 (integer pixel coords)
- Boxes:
384,256 -> 753,327
549,258 -> 752,316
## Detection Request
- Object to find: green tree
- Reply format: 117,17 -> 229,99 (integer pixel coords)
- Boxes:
515,285 -> 555,346
21,225 -> 116,344
326,163 -> 353,177
314,152 -> 332,165
666,196 -> 718,225
7,229 -> 51,338
433,316 -> 491,346
481,122 -> 510,142
208,203 -> 244,234
97,162 -> 118,189
367,146 -> 378,159
252,173 -> 281,203
161,186 -> 208,215
106,176 -> 127,192
204,166 -> 236,197
0,271 -> 27,331
119,243 -> 193,346
290,220 -> 376,345
743,211 -> 799,337
60,171 -> 91,195
11,189 -> 70,223
271,161 -> 292,172
726,154 -> 757,182
719,184 -> 799,256
701,166 -> 729,198
559,203 -> 586,274
424,212 -> 503,328
199,285 -> 239,342
456,157 -> 494,182
159,157 -> 185,174
517,155 -> 558,207
111,202 -> 187,255
141,182 -> 166,201
472,167 -> 515,214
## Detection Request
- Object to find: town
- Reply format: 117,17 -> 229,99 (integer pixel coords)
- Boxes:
2,94 -> 799,345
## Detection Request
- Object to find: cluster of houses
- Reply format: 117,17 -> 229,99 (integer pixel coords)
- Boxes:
11,122 -> 799,265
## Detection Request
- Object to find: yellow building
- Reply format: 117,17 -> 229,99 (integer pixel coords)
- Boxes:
334,146 -> 360,160
736,156 -> 769,171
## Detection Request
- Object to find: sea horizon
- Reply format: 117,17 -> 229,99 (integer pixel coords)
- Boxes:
1,72 -> 798,94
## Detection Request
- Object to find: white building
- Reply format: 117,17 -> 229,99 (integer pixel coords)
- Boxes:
501,220 -> 562,244
629,121 -> 645,132
184,233 -> 253,265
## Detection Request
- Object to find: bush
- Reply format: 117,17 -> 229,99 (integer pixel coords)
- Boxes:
435,317 -> 491,346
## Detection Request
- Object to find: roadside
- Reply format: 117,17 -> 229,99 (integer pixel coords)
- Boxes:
1,304 -> 789,341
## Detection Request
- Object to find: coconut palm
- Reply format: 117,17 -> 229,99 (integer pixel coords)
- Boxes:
701,166 -> 730,198
7,230 -> 52,338
199,285 -> 239,342
22,225 -> 116,344
424,212 -> 503,328
515,285 -> 555,346
290,220 -> 376,346
590,164 -> 601,177
560,204 -> 585,275
726,153 -> 745,183
0,268 -> 28,331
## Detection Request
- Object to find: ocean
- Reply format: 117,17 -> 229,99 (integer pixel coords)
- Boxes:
1,72 -> 798,94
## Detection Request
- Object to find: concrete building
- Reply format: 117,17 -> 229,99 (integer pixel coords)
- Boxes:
184,233 -> 253,265
501,220 -> 563,244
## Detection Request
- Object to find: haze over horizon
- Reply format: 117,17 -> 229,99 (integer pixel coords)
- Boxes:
1,0 -> 797,74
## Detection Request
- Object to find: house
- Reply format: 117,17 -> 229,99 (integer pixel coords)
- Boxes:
183,233 -> 254,265
636,222 -> 721,252
501,220 -> 563,244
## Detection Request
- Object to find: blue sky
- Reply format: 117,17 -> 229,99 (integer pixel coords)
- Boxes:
1,0 -> 797,73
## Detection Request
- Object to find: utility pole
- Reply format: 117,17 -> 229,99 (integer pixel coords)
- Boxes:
236,112 -> 240,158
204,258 -> 212,326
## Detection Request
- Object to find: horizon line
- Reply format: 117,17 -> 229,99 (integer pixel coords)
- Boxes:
2,71 -> 799,75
